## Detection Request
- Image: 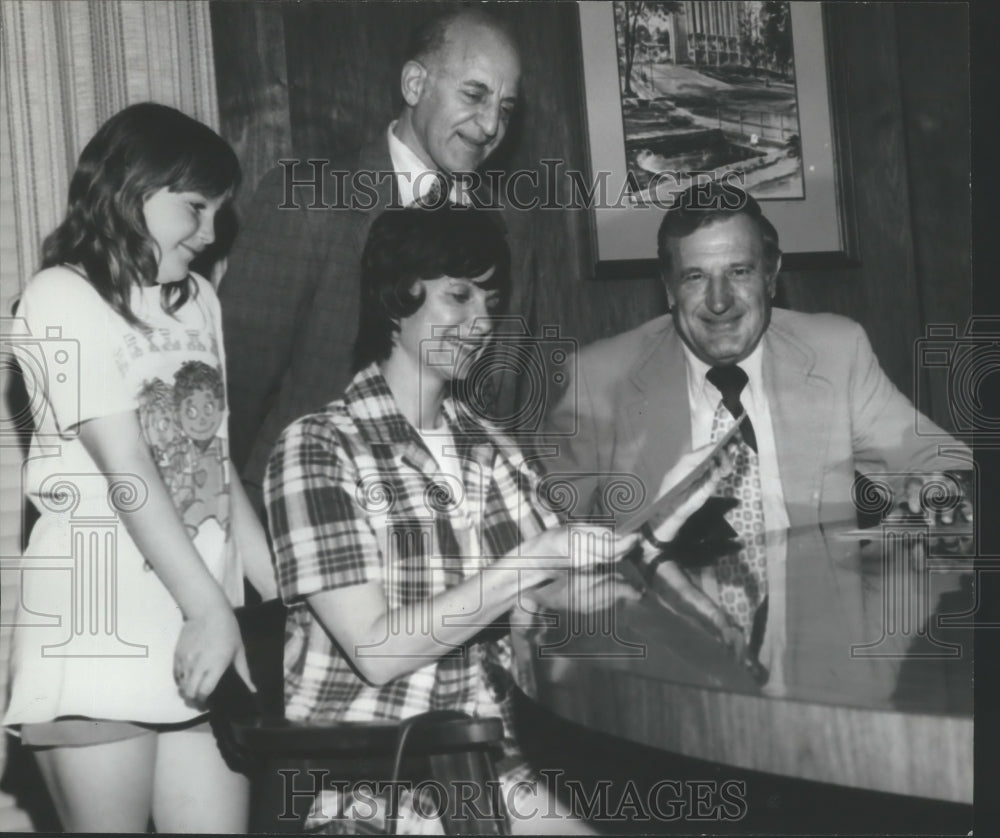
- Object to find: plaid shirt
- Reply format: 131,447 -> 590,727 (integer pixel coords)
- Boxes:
265,364 -> 559,726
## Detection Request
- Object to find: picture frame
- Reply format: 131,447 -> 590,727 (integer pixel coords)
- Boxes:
577,1 -> 859,277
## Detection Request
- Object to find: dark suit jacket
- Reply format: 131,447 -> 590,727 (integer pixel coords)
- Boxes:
543,309 -> 971,529
221,137 -> 535,505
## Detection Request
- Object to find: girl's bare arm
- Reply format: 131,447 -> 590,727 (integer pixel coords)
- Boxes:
79,410 -> 245,702
229,475 -> 279,600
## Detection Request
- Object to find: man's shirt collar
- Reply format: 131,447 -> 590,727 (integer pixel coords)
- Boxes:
387,121 -> 468,206
682,338 -> 766,407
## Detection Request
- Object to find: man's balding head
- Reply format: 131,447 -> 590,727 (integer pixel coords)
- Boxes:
395,9 -> 521,175
406,7 -> 517,69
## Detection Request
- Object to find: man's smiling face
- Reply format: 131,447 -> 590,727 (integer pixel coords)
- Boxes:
405,19 -> 520,175
664,214 -> 780,366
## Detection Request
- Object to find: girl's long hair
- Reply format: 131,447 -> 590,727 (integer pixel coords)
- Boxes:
40,102 -> 241,328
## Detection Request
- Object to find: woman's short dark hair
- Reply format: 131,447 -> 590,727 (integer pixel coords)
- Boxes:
40,102 -> 241,329
354,204 -> 511,371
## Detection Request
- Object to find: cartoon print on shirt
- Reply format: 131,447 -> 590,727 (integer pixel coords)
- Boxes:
174,360 -> 224,446
137,378 -> 193,512
136,362 -> 230,568
173,361 -> 229,537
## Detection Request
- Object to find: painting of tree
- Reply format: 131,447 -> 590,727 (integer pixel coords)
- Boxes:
761,1 -> 793,75
614,1 -> 683,96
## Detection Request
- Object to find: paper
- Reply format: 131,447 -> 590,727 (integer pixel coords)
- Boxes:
618,412 -> 746,535
833,524 -> 973,541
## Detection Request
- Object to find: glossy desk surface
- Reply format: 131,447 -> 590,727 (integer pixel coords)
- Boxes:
510,521 -> 974,804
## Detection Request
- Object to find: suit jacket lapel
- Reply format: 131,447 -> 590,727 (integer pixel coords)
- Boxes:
763,322 -> 833,525
604,314 -> 835,528
351,138 -> 397,209
617,324 -> 692,518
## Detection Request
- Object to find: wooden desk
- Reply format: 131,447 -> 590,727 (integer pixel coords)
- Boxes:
510,521 -> 973,804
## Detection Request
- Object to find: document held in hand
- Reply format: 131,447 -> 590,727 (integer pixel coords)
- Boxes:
617,411 -> 747,536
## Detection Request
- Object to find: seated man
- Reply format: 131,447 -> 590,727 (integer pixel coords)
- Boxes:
544,181 -> 971,644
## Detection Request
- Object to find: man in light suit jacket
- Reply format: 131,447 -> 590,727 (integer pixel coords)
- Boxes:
546,183 -> 971,660
546,182 -> 970,531
221,8 -> 528,513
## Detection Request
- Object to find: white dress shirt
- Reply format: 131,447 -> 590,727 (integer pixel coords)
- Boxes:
387,121 -> 470,206
681,341 -> 790,533
680,342 -> 789,675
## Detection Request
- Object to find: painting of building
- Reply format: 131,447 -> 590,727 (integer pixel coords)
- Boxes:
614,0 -> 804,201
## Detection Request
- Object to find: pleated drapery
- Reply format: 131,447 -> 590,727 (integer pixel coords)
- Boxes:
1,0 -> 220,296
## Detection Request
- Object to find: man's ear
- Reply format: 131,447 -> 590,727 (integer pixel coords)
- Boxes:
768,251 -> 783,297
661,274 -> 677,311
400,60 -> 428,107
658,263 -> 675,308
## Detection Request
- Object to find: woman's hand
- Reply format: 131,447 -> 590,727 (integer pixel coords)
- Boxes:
513,525 -> 641,588
525,567 -> 643,616
173,599 -> 246,703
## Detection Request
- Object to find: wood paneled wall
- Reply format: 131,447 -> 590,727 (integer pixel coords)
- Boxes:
209,1 -> 969,430
778,3 -> 971,433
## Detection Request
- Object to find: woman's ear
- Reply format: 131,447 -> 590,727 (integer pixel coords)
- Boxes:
403,277 -> 425,305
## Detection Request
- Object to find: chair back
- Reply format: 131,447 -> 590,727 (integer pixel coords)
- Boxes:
208,598 -> 287,767
234,597 -> 288,718
207,599 -> 511,833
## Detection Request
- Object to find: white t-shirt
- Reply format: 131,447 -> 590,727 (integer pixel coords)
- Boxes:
4,266 -> 243,726
416,424 -> 482,566
416,423 -> 509,720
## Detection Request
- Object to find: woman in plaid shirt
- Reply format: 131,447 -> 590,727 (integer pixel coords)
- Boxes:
264,206 -> 722,834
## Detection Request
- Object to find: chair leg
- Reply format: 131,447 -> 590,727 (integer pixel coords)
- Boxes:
250,758 -> 317,833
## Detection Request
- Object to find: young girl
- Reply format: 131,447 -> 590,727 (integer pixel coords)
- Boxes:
264,205 -> 726,834
4,102 -> 277,833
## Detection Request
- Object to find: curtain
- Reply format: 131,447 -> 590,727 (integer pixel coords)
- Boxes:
0,1 -> 219,817
1,0 -> 220,297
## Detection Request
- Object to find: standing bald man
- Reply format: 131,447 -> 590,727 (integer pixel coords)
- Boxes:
220,9 -> 527,512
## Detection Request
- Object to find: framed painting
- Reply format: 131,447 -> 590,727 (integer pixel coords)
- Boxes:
577,1 -> 859,277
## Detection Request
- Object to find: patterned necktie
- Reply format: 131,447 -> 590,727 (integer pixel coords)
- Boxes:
416,173 -> 447,207
706,365 -> 767,636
